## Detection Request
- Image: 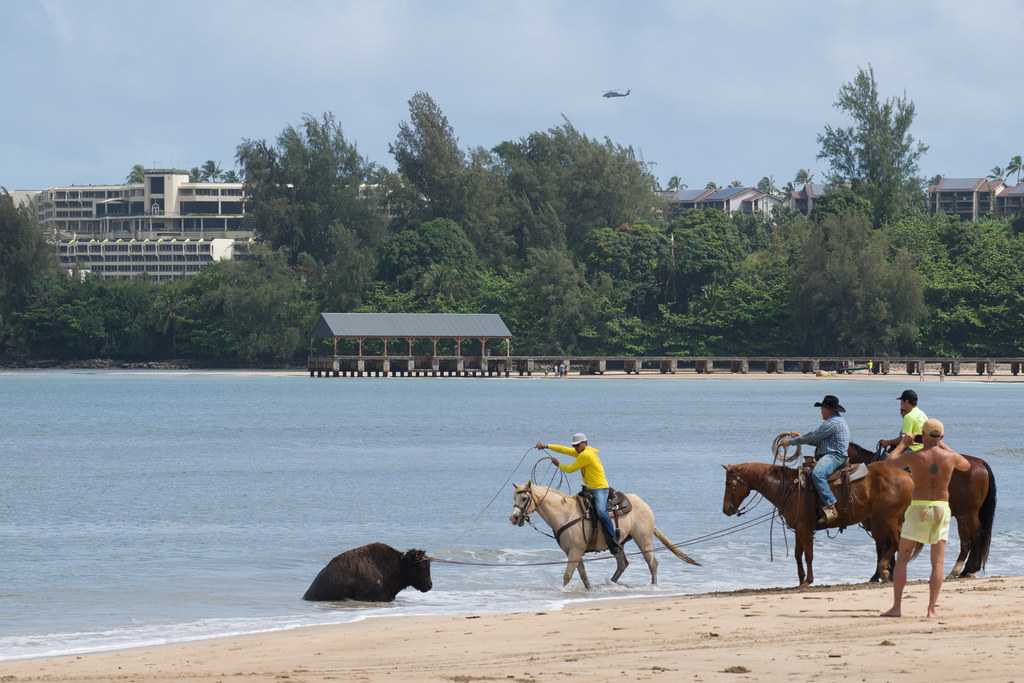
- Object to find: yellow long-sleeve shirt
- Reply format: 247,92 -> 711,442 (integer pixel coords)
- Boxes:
547,444 -> 609,489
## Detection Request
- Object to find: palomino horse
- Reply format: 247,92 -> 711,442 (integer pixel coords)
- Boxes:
722,462 -> 913,586
510,482 -> 699,589
848,442 -> 997,578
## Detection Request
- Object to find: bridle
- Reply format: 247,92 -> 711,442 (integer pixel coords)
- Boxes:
512,483 -> 538,527
726,466 -> 796,517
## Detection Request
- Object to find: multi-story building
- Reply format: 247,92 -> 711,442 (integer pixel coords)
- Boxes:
996,183 -> 1024,216
37,168 -> 248,239
927,177 -> 1007,221
57,236 -> 256,283
35,168 -> 254,281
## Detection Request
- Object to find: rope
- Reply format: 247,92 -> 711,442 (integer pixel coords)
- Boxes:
429,508 -> 777,568
450,447 -> 535,545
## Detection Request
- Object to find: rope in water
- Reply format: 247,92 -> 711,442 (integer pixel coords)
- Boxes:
428,507 -> 778,568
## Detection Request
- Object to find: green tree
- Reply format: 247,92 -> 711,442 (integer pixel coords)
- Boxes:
988,166 -> 1005,181
390,91 -> 467,222
792,213 -> 924,354
189,167 -> 203,182
126,164 -> 146,183
378,218 -> 480,293
665,210 -> 746,310
200,160 -> 223,182
494,119 -> 655,257
0,191 -> 56,355
817,65 -> 928,226
582,223 -> 668,317
794,169 -> 814,186
237,112 -> 384,265
1007,155 -> 1023,184
666,176 -> 684,191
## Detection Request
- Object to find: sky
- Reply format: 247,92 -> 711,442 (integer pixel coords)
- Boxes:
3,0 -> 1023,190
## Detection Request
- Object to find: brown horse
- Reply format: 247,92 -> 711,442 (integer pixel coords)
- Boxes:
848,442 -> 996,578
722,462 -> 913,586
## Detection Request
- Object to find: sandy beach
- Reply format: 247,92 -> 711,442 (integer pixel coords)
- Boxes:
4,576 -> 1021,682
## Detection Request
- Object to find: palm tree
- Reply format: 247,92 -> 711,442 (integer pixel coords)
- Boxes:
794,168 -> 815,186
987,166 -> 1004,181
1007,155 -> 1023,184
704,181 -> 719,190
666,176 -> 684,192
126,164 -> 145,184
221,169 -> 241,183
757,175 -> 778,196
728,179 -> 744,188
189,167 -> 203,182
200,160 -> 223,182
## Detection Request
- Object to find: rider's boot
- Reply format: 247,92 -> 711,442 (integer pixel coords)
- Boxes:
818,505 -> 838,525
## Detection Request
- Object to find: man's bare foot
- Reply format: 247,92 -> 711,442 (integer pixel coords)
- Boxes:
927,605 -> 939,618
880,606 -> 901,617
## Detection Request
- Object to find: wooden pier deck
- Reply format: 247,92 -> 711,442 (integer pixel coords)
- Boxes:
306,355 -> 1024,378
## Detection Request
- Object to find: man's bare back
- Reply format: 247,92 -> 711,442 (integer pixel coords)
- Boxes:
894,442 -> 970,500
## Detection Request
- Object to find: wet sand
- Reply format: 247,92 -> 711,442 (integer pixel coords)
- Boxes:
4,576 -> 1021,682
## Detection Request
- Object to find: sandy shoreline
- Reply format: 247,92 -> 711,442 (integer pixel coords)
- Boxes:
4,576 -> 1022,682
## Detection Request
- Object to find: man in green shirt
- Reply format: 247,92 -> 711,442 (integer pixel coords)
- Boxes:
879,389 -> 927,454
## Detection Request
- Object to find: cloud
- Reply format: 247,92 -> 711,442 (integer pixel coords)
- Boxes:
2,1 -> 1023,189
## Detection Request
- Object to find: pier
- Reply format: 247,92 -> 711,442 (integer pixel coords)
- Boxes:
308,351 -> 1024,378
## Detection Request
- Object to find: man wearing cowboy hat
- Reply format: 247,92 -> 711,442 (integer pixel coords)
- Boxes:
535,434 -> 626,566
781,395 -> 851,524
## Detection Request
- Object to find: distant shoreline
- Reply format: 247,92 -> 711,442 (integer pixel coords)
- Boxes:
3,365 -> 1023,382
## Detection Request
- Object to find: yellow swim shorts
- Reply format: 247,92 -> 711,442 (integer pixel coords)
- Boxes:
901,500 -> 951,545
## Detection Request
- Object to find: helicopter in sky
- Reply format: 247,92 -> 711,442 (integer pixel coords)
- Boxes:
602,88 -> 631,98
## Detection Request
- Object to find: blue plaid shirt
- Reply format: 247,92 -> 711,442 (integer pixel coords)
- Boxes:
790,415 -> 849,461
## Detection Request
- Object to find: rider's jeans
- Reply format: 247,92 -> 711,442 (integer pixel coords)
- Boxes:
811,453 -> 846,507
588,487 -> 619,548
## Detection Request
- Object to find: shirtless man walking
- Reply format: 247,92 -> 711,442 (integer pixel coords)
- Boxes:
881,418 -> 970,618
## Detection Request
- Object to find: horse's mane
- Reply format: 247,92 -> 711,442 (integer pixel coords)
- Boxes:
849,442 -> 874,456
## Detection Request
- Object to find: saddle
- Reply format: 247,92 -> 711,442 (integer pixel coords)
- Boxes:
577,488 -> 633,520
798,457 -> 868,530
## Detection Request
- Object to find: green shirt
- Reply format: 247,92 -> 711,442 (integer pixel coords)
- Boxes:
902,406 -> 927,452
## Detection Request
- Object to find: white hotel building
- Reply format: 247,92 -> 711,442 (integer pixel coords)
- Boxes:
37,168 -> 254,281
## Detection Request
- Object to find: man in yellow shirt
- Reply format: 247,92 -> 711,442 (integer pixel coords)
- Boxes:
535,433 -> 626,564
879,389 -> 927,454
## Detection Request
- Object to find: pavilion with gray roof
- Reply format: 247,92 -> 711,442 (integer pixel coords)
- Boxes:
309,312 -> 513,377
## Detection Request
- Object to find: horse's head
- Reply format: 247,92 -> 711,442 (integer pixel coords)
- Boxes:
510,482 -> 536,527
722,464 -> 752,516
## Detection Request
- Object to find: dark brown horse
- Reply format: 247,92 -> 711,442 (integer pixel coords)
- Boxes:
722,462 -> 913,586
848,442 -> 996,578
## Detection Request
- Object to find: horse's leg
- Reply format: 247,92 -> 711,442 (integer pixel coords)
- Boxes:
635,531 -> 658,585
870,531 -> 885,583
576,557 -> 592,590
950,514 -> 976,579
800,529 -> 815,586
564,551 -> 587,589
794,532 -> 806,586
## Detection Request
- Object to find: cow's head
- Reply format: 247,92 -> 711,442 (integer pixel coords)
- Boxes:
401,549 -> 432,592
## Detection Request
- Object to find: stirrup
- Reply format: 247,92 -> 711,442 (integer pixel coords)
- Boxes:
818,506 -> 838,524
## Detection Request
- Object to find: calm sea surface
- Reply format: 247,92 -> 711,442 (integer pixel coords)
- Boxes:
1,371 -> 1022,660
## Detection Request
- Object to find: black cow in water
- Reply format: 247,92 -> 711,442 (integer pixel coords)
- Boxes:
303,543 -> 433,602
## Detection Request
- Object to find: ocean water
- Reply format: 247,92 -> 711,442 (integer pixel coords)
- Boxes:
1,371 -> 1022,661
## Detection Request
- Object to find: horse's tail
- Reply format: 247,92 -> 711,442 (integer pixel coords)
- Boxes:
964,458 -> 997,576
653,528 -> 701,566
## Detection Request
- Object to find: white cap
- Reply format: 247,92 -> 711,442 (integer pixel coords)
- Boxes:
570,432 -> 587,445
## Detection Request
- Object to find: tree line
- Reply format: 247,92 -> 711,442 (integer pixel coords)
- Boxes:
3,66 -> 1024,366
